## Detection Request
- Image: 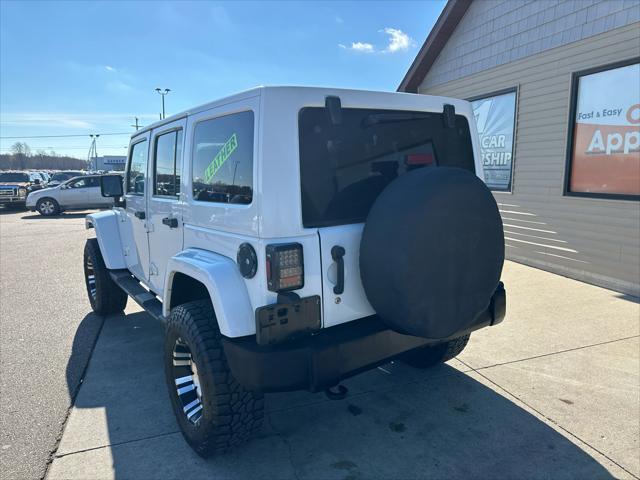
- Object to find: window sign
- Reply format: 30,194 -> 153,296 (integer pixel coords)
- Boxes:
471,90 -> 517,191
192,111 -> 254,205
103,156 -> 126,165
568,61 -> 639,197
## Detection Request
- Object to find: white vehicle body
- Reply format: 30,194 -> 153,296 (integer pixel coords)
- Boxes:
87,86 -> 484,338
27,175 -> 115,211
84,87 -> 507,455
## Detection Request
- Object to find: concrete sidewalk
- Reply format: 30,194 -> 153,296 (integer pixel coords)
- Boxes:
47,261 -> 640,480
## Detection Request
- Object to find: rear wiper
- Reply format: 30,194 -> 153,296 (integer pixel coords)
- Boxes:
361,112 -> 432,128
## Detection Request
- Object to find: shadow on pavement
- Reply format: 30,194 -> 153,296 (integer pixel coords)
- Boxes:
64,312 -> 106,402
616,293 -> 640,304
0,206 -> 27,214
21,212 -> 90,220
63,310 -> 615,480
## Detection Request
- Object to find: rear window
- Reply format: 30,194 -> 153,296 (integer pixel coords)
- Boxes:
299,107 -> 475,228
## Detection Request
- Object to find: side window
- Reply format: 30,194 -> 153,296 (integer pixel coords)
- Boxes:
87,177 -> 100,188
153,129 -> 183,197
192,111 -> 254,204
127,140 -> 148,194
69,178 -> 89,189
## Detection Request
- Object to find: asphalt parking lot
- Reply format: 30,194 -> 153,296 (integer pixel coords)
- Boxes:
1,209 -> 639,480
0,208 -> 105,480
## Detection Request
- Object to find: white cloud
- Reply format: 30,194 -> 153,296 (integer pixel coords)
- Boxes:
339,41 -> 375,53
105,65 -> 116,72
352,42 -> 374,53
382,27 -> 415,53
339,28 -> 414,54
0,113 -> 157,130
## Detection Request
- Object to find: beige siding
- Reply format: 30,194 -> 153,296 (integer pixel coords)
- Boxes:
418,22 -> 640,296
422,0 -> 640,88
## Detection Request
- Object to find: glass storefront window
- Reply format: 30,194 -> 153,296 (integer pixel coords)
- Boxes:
566,60 -> 640,198
471,89 -> 517,192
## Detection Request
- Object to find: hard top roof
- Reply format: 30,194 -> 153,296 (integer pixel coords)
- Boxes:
131,85 -> 425,139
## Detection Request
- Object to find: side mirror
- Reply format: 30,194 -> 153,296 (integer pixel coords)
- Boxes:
34,178 -> 41,185
101,174 -> 124,198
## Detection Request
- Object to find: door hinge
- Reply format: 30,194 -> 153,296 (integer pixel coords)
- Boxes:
145,221 -> 155,232
149,263 -> 159,276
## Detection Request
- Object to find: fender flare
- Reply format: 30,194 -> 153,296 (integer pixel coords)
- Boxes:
164,248 -> 254,338
85,210 -> 126,269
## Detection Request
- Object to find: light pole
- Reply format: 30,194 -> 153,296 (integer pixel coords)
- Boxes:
155,88 -> 170,119
93,134 -> 99,160
88,134 -> 100,170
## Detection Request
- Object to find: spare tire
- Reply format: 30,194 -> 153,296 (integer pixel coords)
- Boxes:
360,167 -> 504,339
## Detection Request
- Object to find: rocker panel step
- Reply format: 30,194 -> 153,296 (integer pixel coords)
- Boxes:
109,269 -> 164,322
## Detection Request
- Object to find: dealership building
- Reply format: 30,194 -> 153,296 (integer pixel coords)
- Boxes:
89,155 -> 126,172
400,0 -> 640,296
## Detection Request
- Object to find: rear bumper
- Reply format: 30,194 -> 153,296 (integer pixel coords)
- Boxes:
223,282 -> 506,393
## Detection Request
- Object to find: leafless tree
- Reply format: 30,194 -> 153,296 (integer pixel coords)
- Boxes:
10,142 -> 31,169
0,142 -> 86,170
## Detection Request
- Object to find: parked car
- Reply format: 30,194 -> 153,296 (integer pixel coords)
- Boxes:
0,171 -> 45,209
26,174 -> 117,215
47,170 -> 85,187
84,86 -> 506,458
35,171 -> 50,185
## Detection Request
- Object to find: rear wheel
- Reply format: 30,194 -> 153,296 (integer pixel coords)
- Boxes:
83,238 -> 128,315
164,300 -> 264,458
36,197 -> 60,216
401,334 -> 470,369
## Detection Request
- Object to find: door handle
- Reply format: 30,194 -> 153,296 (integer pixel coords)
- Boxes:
162,217 -> 179,228
134,210 -> 145,219
331,245 -> 345,295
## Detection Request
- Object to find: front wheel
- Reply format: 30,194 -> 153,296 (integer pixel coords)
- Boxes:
83,238 -> 128,315
36,197 -> 60,216
164,300 -> 264,457
401,334 -> 471,369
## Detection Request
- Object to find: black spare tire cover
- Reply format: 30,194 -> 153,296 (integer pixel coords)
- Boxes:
360,167 -> 504,339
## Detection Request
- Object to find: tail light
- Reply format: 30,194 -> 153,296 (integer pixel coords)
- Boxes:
406,153 -> 434,166
266,243 -> 304,292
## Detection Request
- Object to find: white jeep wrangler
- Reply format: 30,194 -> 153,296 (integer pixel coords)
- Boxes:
84,86 -> 506,457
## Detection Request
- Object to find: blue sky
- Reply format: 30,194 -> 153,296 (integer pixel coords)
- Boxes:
0,0 -> 445,158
